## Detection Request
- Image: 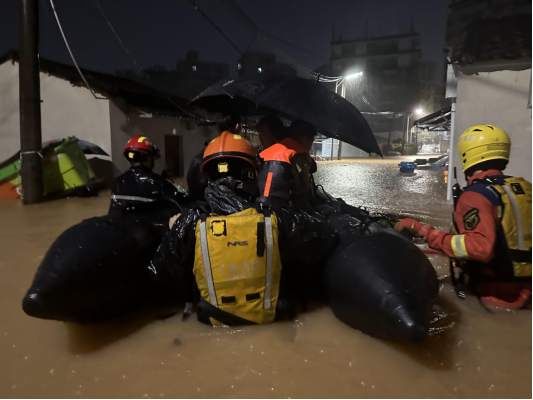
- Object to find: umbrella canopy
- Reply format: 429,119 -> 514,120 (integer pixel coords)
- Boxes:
191,75 -> 382,156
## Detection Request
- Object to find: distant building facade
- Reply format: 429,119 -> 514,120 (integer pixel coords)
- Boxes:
329,30 -> 446,155
118,50 -> 230,99
331,31 -> 423,112
237,51 -> 296,78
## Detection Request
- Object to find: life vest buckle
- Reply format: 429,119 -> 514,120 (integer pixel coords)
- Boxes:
210,220 -> 227,236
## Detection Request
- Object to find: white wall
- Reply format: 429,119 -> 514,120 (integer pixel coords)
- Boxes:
340,142 -> 369,158
109,100 -> 214,176
0,60 -> 112,160
0,61 -> 20,160
452,68 -> 532,186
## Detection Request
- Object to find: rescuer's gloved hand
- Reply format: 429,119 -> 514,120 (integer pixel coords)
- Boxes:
394,218 -> 432,238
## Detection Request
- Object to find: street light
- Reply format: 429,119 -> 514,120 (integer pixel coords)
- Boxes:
414,106 -> 425,117
344,71 -> 363,81
405,105 -> 425,153
331,71 -> 364,159
335,71 -> 363,98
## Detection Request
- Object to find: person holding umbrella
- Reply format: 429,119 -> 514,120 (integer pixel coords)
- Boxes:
256,116 -> 319,210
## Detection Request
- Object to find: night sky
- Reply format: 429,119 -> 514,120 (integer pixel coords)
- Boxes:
0,0 -> 449,75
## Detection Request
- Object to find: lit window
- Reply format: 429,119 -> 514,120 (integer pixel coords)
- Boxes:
192,65 -> 197,72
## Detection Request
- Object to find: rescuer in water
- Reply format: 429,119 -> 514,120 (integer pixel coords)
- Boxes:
108,134 -> 187,227
395,124 -> 531,309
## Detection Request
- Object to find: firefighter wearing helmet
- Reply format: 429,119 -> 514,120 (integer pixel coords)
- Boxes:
199,131 -> 259,200
395,124 -> 531,310
108,134 -> 187,226
123,134 -> 161,169
189,131 -> 287,326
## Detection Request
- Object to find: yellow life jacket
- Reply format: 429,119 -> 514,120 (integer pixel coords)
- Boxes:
193,208 -> 282,325
489,176 -> 532,277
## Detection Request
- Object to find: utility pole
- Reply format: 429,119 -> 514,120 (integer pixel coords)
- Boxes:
334,79 -> 345,160
402,112 -> 411,154
19,0 -> 43,204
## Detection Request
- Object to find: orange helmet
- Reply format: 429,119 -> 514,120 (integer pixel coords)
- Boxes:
202,131 -> 257,180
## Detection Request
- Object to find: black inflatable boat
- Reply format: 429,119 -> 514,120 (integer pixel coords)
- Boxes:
22,188 -> 439,342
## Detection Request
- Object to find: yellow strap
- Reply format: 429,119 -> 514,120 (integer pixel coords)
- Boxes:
451,234 -> 468,258
513,262 -> 532,277
199,221 -> 217,306
501,184 -> 526,250
264,216 -> 273,310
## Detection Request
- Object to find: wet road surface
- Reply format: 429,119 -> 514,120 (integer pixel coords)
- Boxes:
1,158 -> 530,398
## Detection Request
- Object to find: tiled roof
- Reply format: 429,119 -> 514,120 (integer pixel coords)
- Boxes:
0,50 -> 194,117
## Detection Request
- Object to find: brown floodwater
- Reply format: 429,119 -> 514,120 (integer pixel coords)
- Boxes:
1,158 -> 530,398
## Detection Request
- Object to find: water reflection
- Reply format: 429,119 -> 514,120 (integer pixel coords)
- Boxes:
0,159 -> 530,398
315,160 -> 450,224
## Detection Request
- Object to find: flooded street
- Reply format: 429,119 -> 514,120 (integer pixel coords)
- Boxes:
1,158 -> 530,398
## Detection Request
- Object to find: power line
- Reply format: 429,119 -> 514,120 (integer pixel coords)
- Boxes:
188,0 -> 244,56
94,0 -> 140,71
48,0 -> 107,100
190,0 -> 330,80
93,0 -> 205,121
225,0 -> 323,59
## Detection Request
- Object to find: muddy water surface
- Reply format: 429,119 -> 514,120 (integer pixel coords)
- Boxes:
1,158 -> 530,398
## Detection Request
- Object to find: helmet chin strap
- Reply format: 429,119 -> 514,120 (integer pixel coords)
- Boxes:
466,169 -> 483,181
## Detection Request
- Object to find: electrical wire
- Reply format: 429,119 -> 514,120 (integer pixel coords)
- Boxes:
189,0 -> 244,56
190,0 -> 333,81
94,0 -> 140,71
93,0 -> 206,121
48,0 -> 107,100
224,0 -> 322,59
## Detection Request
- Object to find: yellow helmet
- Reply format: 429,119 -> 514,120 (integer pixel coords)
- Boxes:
457,124 -> 510,172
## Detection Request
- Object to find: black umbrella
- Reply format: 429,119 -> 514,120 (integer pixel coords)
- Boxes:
191,75 -> 382,156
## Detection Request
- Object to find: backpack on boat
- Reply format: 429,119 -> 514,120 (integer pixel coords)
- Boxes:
193,208 -> 282,326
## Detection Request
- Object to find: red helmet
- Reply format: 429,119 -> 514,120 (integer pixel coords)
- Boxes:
124,134 -> 160,162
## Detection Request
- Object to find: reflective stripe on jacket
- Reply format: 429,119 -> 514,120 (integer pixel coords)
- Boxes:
258,138 -> 316,209
425,170 -> 531,279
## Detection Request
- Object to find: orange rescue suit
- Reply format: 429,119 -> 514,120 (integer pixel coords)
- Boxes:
258,138 -> 316,209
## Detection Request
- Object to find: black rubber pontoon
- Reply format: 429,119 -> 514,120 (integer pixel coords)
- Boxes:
324,231 -> 438,342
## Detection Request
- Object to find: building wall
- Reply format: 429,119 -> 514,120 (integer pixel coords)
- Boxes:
0,61 -> 20,160
317,139 -> 368,159
109,101 -> 215,177
453,68 -> 531,185
340,142 -> 369,158
0,60 -> 112,161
